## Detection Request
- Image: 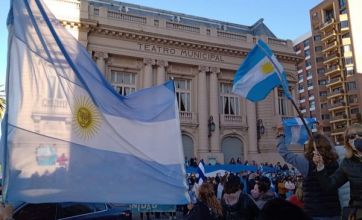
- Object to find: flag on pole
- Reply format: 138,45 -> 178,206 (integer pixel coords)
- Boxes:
1,0 -> 188,204
232,39 -> 291,102
282,117 -> 317,146
196,160 -> 207,185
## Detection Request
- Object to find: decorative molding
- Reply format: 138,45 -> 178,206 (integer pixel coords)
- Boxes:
156,60 -> 168,67
143,58 -> 155,65
198,66 -> 209,72
210,67 -> 220,74
94,51 -> 108,59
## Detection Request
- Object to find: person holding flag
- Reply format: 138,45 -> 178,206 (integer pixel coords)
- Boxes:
232,39 -> 341,219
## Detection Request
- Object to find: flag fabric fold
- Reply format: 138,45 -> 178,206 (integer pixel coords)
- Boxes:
232,39 -> 291,102
1,0 -> 188,204
282,117 -> 317,146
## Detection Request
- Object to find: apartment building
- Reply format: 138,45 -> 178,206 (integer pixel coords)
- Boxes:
310,0 -> 362,143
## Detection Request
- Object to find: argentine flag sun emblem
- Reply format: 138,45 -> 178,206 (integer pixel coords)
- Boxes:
261,62 -> 274,75
72,96 -> 102,139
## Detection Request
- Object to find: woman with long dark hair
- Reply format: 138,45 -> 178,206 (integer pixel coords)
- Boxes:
276,126 -> 341,220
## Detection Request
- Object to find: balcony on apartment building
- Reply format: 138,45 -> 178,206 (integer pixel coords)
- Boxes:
331,127 -> 347,135
325,65 -> 341,76
330,113 -> 348,123
323,52 -> 339,65
322,41 -> 338,53
327,88 -> 345,99
326,77 -> 343,87
328,101 -> 346,111
320,18 -> 336,31
321,29 -> 337,42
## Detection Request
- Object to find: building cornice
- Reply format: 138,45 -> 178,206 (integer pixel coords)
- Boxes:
61,19 -> 301,63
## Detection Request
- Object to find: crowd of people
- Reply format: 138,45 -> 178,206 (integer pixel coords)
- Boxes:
183,123 -> 362,220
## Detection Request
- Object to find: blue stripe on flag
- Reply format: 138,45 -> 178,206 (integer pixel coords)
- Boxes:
246,73 -> 280,102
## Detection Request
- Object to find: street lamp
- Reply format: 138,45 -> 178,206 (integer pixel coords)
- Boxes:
257,119 -> 265,140
208,116 -> 215,137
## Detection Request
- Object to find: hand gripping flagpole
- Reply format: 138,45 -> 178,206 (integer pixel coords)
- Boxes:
257,41 -> 317,152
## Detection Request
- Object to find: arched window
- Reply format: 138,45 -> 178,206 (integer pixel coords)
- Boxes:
221,137 -> 243,164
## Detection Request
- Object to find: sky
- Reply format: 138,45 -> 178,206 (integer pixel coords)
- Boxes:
0,0 -> 321,87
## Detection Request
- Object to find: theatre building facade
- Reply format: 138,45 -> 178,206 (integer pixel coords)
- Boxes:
46,0 -> 301,164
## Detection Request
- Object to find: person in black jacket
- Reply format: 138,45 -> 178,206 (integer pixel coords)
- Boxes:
221,175 -> 259,220
313,123 -> 362,220
276,125 -> 341,219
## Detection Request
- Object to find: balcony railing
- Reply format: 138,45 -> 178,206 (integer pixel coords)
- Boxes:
107,11 -> 147,24
321,18 -> 335,30
323,41 -> 338,53
328,101 -> 346,110
321,30 -> 336,41
166,21 -> 200,33
217,31 -> 247,41
330,114 -> 347,122
220,114 -> 243,127
331,127 -> 346,134
179,112 -> 197,124
326,77 -> 342,87
325,65 -> 340,76
323,53 -> 339,64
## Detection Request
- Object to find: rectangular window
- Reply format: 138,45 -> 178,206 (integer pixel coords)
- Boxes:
110,70 -> 136,96
314,35 -> 321,41
351,108 -> 359,114
319,80 -> 326,85
316,57 -> 324,62
340,20 -> 349,29
307,79 -> 313,87
347,82 -> 356,91
175,79 -> 192,112
304,50 -> 310,57
321,103 -> 327,109
220,83 -> 240,115
305,60 -> 311,67
303,39 -> 310,47
309,100 -> 315,108
320,91 -> 327,96
349,95 -> 358,104
344,57 -> 353,65
322,114 -> 330,120
298,74 -> 304,81
278,88 -> 289,115
317,68 -> 325,74
325,9 -> 334,22
315,46 -> 323,52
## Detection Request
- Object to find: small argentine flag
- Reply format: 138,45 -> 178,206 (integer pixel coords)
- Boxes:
283,117 -> 317,146
197,160 -> 207,185
232,39 -> 291,102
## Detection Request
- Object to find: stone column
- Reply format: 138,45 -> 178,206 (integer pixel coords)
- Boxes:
143,58 -> 154,88
247,100 -> 258,154
156,60 -> 168,85
94,51 -> 108,76
209,67 -> 220,152
198,66 -> 209,154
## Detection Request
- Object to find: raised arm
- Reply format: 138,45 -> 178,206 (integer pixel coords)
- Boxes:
276,136 -> 309,177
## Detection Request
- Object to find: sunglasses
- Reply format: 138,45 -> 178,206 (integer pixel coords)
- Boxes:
346,132 -> 362,140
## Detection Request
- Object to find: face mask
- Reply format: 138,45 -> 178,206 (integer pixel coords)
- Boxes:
349,138 -> 362,153
251,189 -> 260,199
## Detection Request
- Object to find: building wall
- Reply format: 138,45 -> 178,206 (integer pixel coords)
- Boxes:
45,0 -> 301,164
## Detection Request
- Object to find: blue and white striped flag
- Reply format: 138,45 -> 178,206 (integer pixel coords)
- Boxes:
197,160 -> 207,185
1,0 -> 188,204
232,39 -> 291,102
282,117 -> 317,146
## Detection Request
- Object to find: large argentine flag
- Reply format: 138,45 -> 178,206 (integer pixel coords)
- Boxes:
2,0 -> 188,204
232,40 -> 291,102
283,117 -> 317,146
